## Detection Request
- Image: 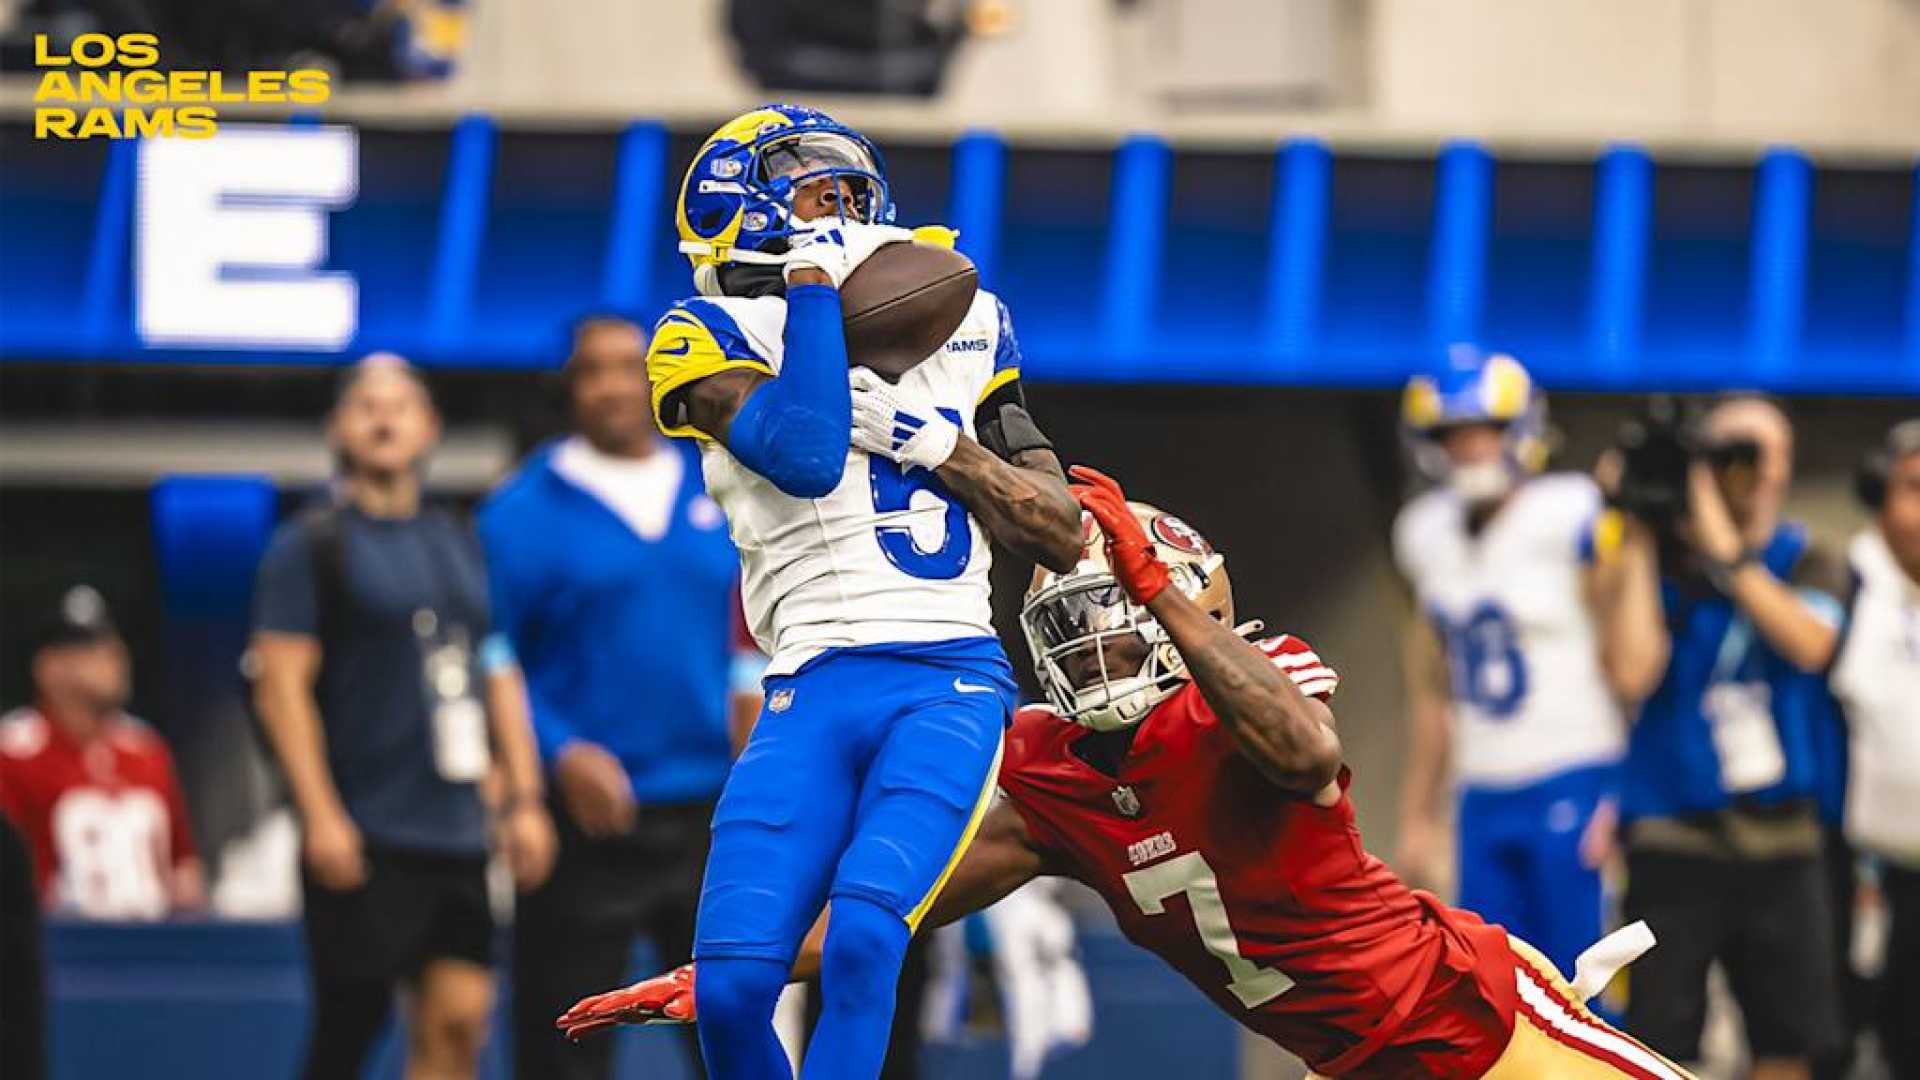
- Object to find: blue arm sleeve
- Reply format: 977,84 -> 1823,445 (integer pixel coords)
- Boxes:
724,284 -> 851,499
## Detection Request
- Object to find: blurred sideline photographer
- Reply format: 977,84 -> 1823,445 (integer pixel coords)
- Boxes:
479,315 -> 760,1080
0,586 -> 204,920
250,355 -> 555,1080
1828,419 -> 1920,1078
1607,396 -> 1846,1080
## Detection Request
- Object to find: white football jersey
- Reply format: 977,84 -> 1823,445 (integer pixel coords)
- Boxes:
647,287 -> 1022,675
1393,473 -> 1625,787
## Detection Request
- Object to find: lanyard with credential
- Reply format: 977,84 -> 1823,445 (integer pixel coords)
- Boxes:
1702,603 -> 1787,794
407,520 -> 490,783
1709,609 -> 1754,687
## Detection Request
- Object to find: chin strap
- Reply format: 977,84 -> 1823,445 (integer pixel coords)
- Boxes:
682,240 -> 795,298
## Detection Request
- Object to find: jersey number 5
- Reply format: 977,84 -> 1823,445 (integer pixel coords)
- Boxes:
1123,850 -> 1295,1009
868,407 -> 972,580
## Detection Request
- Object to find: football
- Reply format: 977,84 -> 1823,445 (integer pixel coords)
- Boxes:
840,241 -> 980,381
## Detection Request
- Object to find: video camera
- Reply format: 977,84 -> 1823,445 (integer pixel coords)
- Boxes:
1610,397 -> 1761,531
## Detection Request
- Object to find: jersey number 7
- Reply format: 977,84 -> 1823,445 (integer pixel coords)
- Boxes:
1124,850 -> 1296,1009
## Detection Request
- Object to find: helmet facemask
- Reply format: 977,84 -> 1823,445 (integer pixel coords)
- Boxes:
679,109 -> 895,296
751,131 -> 889,229
1022,575 -> 1185,733
1022,505 -> 1232,733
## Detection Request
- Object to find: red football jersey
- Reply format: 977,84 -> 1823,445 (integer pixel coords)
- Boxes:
998,635 -> 1518,1079
0,707 -> 197,919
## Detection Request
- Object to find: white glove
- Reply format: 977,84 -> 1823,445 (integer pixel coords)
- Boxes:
850,367 -> 961,471
782,221 -> 914,289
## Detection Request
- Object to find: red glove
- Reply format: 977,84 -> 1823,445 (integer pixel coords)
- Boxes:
1068,465 -> 1170,605
555,963 -> 696,1041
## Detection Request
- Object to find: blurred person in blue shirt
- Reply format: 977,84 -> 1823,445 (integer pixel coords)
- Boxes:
1606,396 -> 1847,1080
480,314 -> 761,1080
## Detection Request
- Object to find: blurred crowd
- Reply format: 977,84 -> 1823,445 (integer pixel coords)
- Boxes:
0,323 -> 1915,1080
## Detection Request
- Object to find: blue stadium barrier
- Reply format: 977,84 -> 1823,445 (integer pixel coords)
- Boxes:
1907,163 -> 1920,369
1586,144 -> 1653,383
1426,141 -> 1493,353
1098,135 -> 1172,373
1748,147 -> 1813,380
78,135 -> 134,355
949,130 -> 1008,285
425,114 -> 498,356
45,920 -> 1238,1080
1,119 -> 1914,393
1262,138 -> 1331,370
601,121 -> 670,313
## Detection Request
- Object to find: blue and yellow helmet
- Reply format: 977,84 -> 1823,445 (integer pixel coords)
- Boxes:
676,104 -> 894,295
1401,346 -> 1549,483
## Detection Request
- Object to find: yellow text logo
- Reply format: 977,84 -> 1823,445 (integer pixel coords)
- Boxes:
33,34 -> 331,139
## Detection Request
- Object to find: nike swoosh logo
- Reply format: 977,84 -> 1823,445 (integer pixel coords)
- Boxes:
656,339 -> 693,356
953,678 -> 996,695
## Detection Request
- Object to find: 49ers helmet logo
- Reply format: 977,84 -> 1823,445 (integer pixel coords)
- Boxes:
1150,514 -> 1210,556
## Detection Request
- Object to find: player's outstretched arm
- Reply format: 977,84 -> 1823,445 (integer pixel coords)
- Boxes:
1071,466 -> 1342,799
1149,577 -> 1342,797
936,440 -> 1082,573
849,368 -> 1080,571
555,800 -> 1048,1039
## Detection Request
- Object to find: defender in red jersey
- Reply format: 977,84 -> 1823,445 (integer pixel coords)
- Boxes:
560,469 -> 1693,1080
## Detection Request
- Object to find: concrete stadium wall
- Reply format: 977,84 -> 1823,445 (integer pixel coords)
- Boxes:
442,0 -> 1920,156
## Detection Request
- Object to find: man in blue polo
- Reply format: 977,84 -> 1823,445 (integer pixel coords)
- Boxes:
480,314 -> 761,1080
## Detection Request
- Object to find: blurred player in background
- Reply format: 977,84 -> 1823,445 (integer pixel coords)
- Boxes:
479,313 -> 761,1080
251,355 -> 554,1080
647,104 -> 1081,1078
929,876 -> 1098,1076
1394,349 -> 1664,981
0,585 -> 203,920
564,469 -> 1694,1080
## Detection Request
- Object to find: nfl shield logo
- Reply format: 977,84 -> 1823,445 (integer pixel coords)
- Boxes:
1110,785 -> 1142,818
769,688 -> 794,713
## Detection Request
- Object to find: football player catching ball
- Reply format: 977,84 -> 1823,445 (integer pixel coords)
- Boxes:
561,468 -> 1694,1080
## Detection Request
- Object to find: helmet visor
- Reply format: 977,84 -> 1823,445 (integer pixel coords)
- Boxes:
1023,576 -> 1151,692
754,132 -> 887,224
